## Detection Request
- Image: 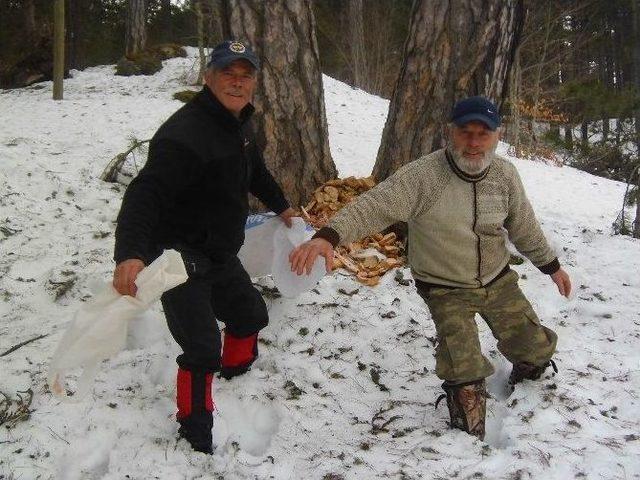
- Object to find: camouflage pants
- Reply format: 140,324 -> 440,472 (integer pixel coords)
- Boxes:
416,270 -> 557,384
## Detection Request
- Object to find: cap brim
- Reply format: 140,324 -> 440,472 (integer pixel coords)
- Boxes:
452,113 -> 499,131
208,54 -> 259,70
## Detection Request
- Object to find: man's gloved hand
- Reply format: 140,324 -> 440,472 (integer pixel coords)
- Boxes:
113,258 -> 145,297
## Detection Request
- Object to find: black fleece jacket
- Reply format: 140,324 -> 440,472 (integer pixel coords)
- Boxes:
114,86 -> 289,264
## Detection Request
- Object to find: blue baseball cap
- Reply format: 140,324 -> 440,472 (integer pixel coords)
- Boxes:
207,40 -> 260,70
451,96 -> 501,130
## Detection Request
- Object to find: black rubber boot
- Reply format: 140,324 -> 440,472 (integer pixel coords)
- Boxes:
508,359 -> 558,390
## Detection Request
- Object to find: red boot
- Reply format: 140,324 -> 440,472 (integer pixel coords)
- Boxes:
176,368 -> 214,454
220,331 -> 258,380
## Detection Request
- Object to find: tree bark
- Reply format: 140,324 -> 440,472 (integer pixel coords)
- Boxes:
505,41 -> 522,149
126,0 -> 147,57
160,0 -> 173,41
581,121 -> 589,146
67,0 -> 89,70
531,6 -> 553,115
348,0 -> 366,88
24,0 -> 37,48
53,0 -> 64,100
195,0 -> 206,84
220,0 -> 337,211
209,0 -> 225,45
372,0 -> 525,181
564,124 -> 573,149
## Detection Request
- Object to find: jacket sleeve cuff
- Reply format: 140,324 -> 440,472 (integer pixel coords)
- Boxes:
114,251 -> 148,266
312,227 -> 340,247
272,200 -> 291,216
538,258 -> 560,275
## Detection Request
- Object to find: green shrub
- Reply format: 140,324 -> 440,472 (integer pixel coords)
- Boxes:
115,52 -> 162,77
173,90 -> 198,103
147,43 -> 187,60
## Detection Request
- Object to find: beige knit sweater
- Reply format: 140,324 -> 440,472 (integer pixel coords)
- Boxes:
327,148 -> 557,288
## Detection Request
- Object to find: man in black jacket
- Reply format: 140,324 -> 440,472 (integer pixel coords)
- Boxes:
112,40 -> 296,454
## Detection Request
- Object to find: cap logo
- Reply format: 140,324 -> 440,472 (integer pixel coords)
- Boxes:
487,109 -> 494,113
229,42 -> 246,53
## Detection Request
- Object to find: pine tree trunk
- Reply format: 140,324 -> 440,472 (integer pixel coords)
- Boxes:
126,0 -> 147,57
209,0 -> 225,45
67,0 -> 90,70
372,0 -> 525,181
581,121 -> 589,146
195,1 -> 206,85
348,0 -> 366,88
52,0 -> 64,100
505,44 -> 522,150
615,117 -> 623,143
220,0 -> 337,211
631,0 -> 640,238
24,0 -> 37,48
67,0 -> 80,70
564,124 -> 573,149
160,0 -> 173,42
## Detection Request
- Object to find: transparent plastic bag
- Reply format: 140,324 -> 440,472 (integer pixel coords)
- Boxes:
238,213 -> 279,278
271,217 -> 326,298
47,249 -> 188,400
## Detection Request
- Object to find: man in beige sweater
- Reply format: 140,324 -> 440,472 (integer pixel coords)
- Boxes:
289,96 -> 572,440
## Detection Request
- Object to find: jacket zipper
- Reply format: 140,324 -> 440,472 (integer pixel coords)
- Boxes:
239,126 -> 250,183
472,182 -> 482,286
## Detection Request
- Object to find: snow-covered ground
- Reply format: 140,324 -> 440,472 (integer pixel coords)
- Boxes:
1,49 -> 639,480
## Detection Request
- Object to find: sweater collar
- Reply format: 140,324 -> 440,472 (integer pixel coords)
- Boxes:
194,86 -> 255,127
445,148 -> 491,183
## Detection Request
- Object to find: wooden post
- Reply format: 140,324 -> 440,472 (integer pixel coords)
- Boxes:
53,0 -> 65,100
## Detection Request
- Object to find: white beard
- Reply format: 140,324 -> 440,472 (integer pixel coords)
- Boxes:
451,147 -> 496,175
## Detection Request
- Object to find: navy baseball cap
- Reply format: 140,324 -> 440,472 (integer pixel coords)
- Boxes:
451,96 -> 501,130
207,40 -> 260,70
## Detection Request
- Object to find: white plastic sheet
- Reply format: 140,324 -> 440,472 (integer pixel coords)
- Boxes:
48,249 -> 188,399
49,217 -> 323,399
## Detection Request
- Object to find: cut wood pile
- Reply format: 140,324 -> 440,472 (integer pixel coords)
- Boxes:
300,177 -> 406,286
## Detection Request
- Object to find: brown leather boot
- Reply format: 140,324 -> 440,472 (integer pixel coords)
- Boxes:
436,379 -> 487,440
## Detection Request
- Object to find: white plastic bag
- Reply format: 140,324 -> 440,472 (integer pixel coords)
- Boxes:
271,217 -> 326,298
48,249 -> 188,399
239,214 -> 325,297
238,213 -> 279,278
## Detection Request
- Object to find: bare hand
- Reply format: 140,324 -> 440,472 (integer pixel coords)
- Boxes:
550,267 -> 571,298
279,207 -> 298,228
113,259 -> 145,297
289,238 -> 334,275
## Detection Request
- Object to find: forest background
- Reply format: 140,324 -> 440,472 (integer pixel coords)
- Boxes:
1,0 -> 639,236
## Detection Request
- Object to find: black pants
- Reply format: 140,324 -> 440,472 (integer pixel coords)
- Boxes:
161,251 -> 269,373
